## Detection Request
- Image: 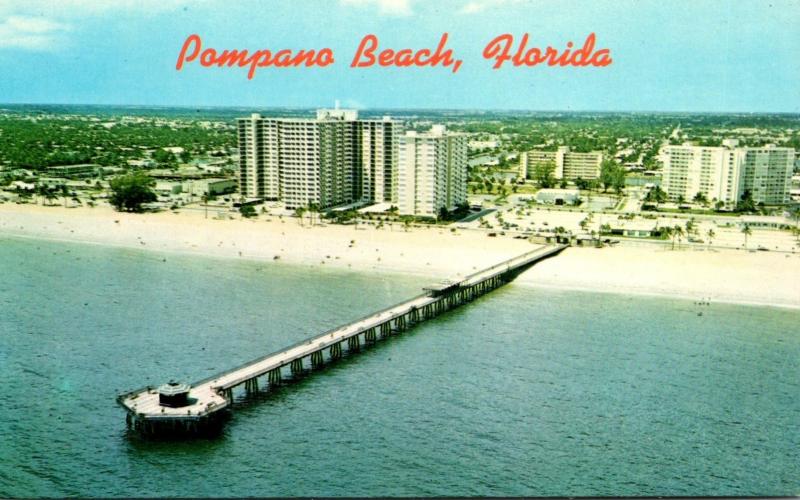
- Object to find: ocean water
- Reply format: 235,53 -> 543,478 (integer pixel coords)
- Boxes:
0,235 -> 798,497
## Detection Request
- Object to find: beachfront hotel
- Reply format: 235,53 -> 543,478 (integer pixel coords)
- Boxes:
397,125 -> 468,217
519,146 -> 603,180
661,140 -> 795,206
237,108 -> 401,210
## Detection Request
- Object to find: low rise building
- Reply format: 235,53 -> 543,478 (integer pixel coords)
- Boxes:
184,178 -> 237,197
601,219 -> 659,238
534,188 -> 581,205
520,147 -> 603,180
46,164 -> 98,178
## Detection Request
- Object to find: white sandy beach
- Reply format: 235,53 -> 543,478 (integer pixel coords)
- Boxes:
1,203 -> 798,309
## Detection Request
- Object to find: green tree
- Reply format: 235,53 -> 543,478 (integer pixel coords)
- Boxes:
737,190 -> 756,213
294,206 -> 306,226
644,185 -> 667,204
308,202 -> 320,226
109,173 -> 157,212
671,224 -> 684,250
201,193 -> 211,219
741,224 -> 752,249
240,204 -> 257,218
693,191 -> 708,205
662,225 -> 673,246
791,227 -> 800,245
604,160 -> 627,193
685,218 -> 695,235
59,184 -> 69,208
152,148 -> 177,167
533,161 -> 556,188
44,187 -> 58,206
599,160 -> 620,192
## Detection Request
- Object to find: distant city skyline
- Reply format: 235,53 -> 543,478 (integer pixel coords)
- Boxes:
0,0 -> 798,113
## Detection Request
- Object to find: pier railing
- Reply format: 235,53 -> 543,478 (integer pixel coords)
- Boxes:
192,291 -> 432,389
459,245 -> 564,284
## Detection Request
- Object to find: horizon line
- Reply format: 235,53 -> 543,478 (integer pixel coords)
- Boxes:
2,101 -> 800,116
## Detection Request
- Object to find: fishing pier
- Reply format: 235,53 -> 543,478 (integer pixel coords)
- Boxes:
118,244 -> 567,437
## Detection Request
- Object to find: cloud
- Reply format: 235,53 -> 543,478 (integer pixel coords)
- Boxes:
459,0 -> 523,15
340,0 -> 414,17
0,15 -> 69,51
0,0 -> 201,51
0,0 -> 201,17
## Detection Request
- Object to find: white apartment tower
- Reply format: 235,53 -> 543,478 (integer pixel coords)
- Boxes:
360,117 -> 401,203
238,109 -> 401,210
397,125 -> 468,217
661,140 -> 794,206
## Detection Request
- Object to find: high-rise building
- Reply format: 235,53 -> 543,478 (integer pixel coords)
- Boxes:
520,146 -> 603,180
237,109 -> 401,210
397,125 -> 468,217
739,146 -> 795,205
661,140 -> 794,206
360,118 -> 401,203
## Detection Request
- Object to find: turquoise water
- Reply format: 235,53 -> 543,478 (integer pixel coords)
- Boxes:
0,236 -> 798,497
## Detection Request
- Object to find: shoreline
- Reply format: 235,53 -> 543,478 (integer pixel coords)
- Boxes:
2,203 -> 798,310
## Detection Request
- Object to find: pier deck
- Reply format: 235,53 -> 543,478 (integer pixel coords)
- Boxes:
118,244 -> 566,436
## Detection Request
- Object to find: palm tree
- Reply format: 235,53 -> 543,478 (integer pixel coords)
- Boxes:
662,225 -> 673,247
741,224 -> 752,249
308,202 -> 320,226
685,218 -> 695,236
44,187 -> 57,207
672,224 -> 684,250
36,184 -> 48,205
294,206 -> 306,226
59,184 -> 69,208
790,227 -> 800,253
201,193 -> 210,219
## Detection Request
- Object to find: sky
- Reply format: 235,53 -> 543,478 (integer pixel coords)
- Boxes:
0,0 -> 798,112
